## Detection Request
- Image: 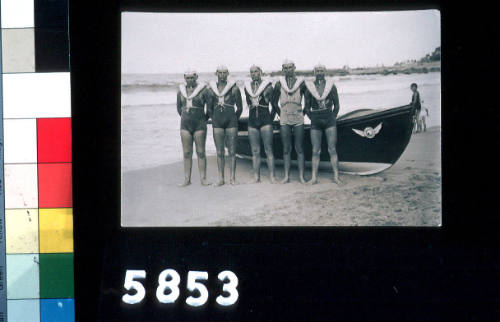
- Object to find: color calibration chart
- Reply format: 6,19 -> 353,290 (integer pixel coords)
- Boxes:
1,0 -> 74,321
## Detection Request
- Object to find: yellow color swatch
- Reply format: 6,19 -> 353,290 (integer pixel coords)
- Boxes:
6,209 -> 39,254
39,208 -> 73,253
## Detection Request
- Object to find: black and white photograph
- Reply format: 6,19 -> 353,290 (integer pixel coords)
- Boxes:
120,10 -> 441,227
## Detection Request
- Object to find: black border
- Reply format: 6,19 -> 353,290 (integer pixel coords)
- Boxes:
71,1 -> 498,320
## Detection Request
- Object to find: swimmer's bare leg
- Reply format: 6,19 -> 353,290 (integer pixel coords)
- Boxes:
326,126 -> 342,185
261,124 -> 276,183
308,128 -> 322,185
248,126 -> 261,183
213,127 -> 225,186
180,130 -> 193,187
294,124 -> 306,184
280,124 -> 291,183
194,129 -> 209,186
226,127 -> 239,185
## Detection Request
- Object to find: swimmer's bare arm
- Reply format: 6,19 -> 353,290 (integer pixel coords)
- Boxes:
300,82 -> 307,115
330,84 -> 340,118
233,86 -> 243,119
244,88 -> 252,107
202,88 -> 212,120
206,89 -> 215,120
263,84 -> 276,120
176,91 -> 182,116
303,90 -> 312,119
271,81 -> 281,116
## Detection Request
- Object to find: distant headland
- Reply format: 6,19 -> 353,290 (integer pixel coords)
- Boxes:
267,47 -> 441,77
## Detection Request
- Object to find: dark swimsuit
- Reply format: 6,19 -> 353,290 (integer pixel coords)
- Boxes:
178,89 -> 208,134
212,85 -> 239,129
181,108 -> 207,133
246,84 -> 273,129
305,83 -> 339,131
212,106 -> 238,129
310,109 -> 336,130
412,91 -> 421,112
249,107 -> 272,129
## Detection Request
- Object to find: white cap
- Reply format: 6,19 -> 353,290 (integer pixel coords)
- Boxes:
314,63 -> 326,71
184,68 -> 197,76
250,64 -> 262,71
216,65 -> 228,72
282,59 -> 295,66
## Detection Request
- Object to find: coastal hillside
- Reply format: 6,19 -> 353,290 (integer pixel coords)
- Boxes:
268,47 -> 441,77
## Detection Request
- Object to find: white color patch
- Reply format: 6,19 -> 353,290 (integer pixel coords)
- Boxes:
3,73 -> 71,118
4,164 -> 38,209
4,119 -> 37,164
1,0 -> 34,28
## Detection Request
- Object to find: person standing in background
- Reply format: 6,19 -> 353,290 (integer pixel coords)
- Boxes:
410,83 -> 422,133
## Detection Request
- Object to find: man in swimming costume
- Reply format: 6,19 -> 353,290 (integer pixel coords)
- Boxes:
176,69 -> 212,186
304,64 -> 342,185
410,83 -> 422,133
244,65 -> 277,183
272,59 -> 307,184
208,65 -> 243,186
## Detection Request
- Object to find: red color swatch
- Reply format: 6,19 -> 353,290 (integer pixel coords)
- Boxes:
38,163 -> 72,208
37,118 -> 72,163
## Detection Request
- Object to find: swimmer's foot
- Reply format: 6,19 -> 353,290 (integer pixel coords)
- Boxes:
230,179 -> 239,185
332,176 -> 343,185
307,178 -> 318,185
200,179 -> 210,186
269,176 -> 277,184
249,177 -> 260,184
280,176 -> 289,184
179,180 -> 191,187
214,180 -> 225,187
299,177 -> 307,184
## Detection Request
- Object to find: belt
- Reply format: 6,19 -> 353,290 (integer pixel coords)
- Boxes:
281,102 -> 302,108
310,107 -> 330,113
216,103 -> 235,111
250,104 -> 269,117
183,105 -> 203,113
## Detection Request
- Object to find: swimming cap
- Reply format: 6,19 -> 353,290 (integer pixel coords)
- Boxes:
216,65 -> 229,72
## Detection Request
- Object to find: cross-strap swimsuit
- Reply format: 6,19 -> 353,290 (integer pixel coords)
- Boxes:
178,84 -> 208,134
305,79 -> 338,131
245,80 -> 273,129
210,81 -> 239,129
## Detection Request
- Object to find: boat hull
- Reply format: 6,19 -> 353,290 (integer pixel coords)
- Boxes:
236,104 -> 415,175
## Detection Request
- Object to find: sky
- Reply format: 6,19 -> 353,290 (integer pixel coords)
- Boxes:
122,10 -> 440,74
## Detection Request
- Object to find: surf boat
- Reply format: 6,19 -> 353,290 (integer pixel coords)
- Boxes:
236,104 -> 416,175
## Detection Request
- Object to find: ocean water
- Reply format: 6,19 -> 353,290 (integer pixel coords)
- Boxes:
122,72 -> 441,172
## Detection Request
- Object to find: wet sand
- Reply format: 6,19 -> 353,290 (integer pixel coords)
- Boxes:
121,126 -> 441,227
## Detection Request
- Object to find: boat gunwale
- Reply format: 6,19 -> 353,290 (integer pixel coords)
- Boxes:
238,104 -> 414,133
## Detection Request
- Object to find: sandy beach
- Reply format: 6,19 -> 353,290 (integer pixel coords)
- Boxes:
121,126 -> 441,227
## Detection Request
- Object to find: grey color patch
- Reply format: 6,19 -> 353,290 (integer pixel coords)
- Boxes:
1,28 -> 35,73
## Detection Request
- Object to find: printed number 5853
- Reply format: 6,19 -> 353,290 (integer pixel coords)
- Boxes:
122,269 -> 238,307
